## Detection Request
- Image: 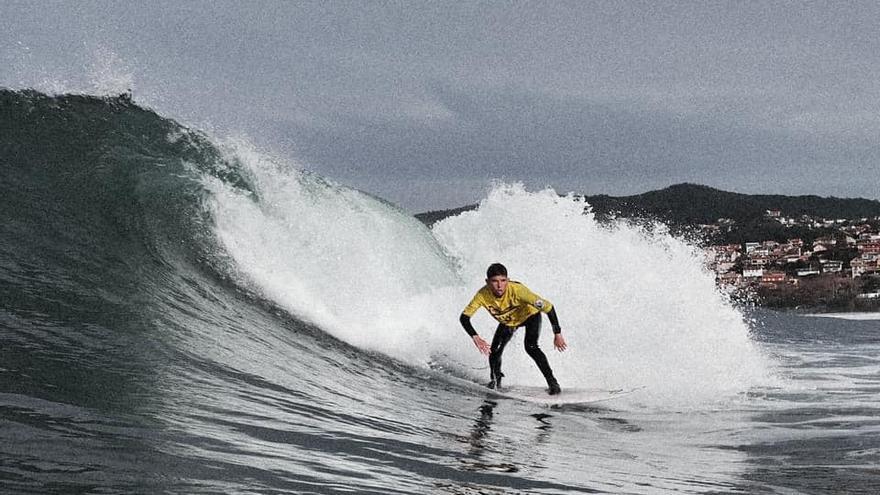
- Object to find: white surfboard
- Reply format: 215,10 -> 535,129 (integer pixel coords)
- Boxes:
430,364 -> 641,407
485,385 -> 641,406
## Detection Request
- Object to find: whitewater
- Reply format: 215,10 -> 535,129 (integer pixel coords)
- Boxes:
2,90 -> 880,494
206,141 -> 770,404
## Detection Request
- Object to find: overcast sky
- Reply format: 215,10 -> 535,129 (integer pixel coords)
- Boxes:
3,1 -> 880,211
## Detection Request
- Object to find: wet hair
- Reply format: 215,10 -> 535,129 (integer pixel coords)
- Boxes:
486,263 -> 508,279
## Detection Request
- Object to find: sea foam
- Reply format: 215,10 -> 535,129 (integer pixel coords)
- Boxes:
205,142 -> 774,407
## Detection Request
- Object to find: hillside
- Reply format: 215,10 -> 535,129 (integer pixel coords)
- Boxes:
584,183 -> 880,225
416,184 -> 880,245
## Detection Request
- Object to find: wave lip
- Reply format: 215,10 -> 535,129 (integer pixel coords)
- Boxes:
203,138 -> 463,357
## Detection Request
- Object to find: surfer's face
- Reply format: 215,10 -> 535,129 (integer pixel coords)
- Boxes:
487,275 -> 508,297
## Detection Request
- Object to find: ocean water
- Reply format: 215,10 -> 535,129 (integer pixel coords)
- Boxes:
2,90 -> 879,494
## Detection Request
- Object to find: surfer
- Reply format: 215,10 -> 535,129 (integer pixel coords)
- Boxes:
459,263 -> 567,395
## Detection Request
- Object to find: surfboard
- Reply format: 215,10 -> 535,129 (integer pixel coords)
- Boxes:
429,361 -> 641,407
484,385 -> 641,406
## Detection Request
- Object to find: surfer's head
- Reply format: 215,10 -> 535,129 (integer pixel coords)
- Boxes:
486,263 -> 508,297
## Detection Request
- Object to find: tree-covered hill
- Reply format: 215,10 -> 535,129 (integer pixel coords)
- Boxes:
584,183 -> 880,225
416,184 -> 880,246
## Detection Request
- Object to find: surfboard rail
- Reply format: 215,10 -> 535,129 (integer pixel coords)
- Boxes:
485,385 -> 643,406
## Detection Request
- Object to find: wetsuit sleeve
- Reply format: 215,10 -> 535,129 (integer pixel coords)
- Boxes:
460,291 -> 483,337
547,307 -> 562,334
459,314 -> 478,337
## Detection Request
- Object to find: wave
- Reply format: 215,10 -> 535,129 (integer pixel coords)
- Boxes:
199,131 -> 775,406
1,89 -> 774,412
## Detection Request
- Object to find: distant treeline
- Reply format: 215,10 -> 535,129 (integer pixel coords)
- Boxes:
583,183 -> 880,245
415,204 -> 477,227
416,183 -> 880,246
584,183 -> 880,225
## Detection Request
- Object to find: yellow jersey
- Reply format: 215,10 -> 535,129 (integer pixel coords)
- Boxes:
462,281 -> 554,328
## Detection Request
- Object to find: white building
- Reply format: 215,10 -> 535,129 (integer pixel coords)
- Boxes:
743,267 -> 765,278
820,260 -> 843,273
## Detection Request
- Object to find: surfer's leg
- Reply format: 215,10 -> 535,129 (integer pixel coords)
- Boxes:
488,324 -> 513,387
523,313 -> 560,394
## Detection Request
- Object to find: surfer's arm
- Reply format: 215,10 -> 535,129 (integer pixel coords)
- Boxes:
459,313 -> 478,337
546,307 -> 562,334
460,293 -> 484,337
542,306 -> 566,351
459,314 -> 491,355
546,308 -> 567,351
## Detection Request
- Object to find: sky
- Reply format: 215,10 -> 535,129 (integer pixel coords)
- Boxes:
3,1 -> 880,212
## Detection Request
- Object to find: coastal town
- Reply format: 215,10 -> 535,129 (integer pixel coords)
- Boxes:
704,210 -> 880,308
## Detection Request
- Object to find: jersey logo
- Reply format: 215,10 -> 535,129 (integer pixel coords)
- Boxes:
487,306 -> 518,318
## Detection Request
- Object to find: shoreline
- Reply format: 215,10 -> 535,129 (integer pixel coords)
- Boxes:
801,312 -> 880,320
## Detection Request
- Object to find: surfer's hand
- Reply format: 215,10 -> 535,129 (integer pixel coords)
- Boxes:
472,335 -> 490,355
553,334 -> 567,352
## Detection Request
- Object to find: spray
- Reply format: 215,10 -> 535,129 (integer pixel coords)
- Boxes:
205,144 -> 773,407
